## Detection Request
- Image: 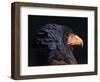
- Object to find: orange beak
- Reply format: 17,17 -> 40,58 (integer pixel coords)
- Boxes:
66,33 -> 83,47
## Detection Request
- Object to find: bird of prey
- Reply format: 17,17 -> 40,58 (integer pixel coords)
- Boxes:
35,23 -> 83,65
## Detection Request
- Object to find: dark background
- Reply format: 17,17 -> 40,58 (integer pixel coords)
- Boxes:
28,15 -> 88,66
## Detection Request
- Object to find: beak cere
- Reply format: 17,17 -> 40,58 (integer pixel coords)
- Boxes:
67,33 -> 84,47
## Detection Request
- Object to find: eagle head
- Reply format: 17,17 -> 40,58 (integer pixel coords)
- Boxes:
66,32 -> 83,47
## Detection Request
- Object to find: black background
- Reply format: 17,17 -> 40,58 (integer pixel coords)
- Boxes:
28,15 -> 88,66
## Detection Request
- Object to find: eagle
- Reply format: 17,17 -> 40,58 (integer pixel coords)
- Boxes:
35,24 -> 83,65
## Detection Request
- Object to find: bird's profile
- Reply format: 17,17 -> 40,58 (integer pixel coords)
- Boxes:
35,24 -> 83,65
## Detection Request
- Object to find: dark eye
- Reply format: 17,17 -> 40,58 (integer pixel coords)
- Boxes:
70,35 -> 75,38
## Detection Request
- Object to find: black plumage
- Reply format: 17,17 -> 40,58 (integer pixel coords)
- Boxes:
35,24 -> 77,65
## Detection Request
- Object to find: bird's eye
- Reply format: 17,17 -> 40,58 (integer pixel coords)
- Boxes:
70,35 -> 75,38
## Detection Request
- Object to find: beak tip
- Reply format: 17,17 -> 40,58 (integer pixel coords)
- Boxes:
80,39 -> 84,48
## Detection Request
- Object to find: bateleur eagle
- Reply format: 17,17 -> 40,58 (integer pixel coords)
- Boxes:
36,24 -> 83,65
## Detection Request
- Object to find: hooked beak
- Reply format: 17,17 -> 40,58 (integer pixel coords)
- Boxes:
73,35 -> 83,47
66,33 -> 83,47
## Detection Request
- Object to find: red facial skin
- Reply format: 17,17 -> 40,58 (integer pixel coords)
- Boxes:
66,33 -> 81,46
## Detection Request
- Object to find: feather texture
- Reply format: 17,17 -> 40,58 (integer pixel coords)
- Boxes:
36,24 -> 77,65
